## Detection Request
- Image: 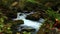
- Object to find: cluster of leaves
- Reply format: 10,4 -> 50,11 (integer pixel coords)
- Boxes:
0,12 -> 12,34
38,8 -> 60,34
0,11 -> 24,34
0,0 -> 60,12
46,8 -> 60,28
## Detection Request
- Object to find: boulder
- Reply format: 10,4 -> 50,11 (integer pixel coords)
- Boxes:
26,12 -> 41,21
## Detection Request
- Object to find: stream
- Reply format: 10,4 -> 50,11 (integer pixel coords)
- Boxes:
13,12 -> 45,34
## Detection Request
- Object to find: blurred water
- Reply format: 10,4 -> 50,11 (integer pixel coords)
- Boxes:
13,12 -> 45,32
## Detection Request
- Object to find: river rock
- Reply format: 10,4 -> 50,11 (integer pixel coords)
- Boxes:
13,20 -> 24,25
21,28 -> 35,34
21,29 -> 35,32
26,12 -> 41,21
11,20 -> 24,34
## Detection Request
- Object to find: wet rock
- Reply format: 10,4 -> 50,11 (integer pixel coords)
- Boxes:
11,20 -> 24,34
37,10 -> 48,19
13,20 -> 24,25
21,28 -> 35,34
21,29 -> 35,32
26,12 -> 41,21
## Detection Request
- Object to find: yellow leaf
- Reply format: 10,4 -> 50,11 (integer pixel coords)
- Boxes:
11,2 -> 18,7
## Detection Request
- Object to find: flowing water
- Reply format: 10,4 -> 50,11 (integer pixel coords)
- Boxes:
13,12 -> 45,34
